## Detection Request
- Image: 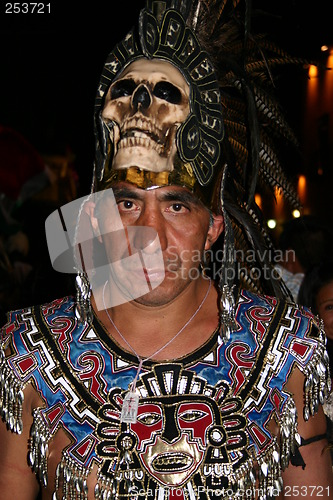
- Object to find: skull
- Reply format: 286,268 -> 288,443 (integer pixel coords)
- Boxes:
101,58 -> 190,174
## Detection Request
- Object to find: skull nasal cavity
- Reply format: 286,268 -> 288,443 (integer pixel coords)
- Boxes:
132,85 -> 151,110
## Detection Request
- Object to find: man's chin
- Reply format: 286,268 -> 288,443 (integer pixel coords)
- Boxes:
132,278 -> 190,307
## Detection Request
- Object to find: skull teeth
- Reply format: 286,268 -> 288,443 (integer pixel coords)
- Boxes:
119,136 -> 163,154
122,117 -> 163,140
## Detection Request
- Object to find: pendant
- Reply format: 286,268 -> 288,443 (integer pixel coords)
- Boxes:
120,391 -> 139,424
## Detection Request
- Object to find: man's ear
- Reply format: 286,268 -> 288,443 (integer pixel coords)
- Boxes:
205,213 -> 224,250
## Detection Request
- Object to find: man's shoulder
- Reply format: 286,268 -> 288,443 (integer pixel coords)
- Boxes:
235,288 -> 329,392
237,287 -> 321,337
1,295 -> 76,341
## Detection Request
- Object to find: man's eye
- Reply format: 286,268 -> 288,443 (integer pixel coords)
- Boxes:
110,79 -> 136,99
153,81 -> 182,104
170,203 -> 187,213
118,200 -> 135,210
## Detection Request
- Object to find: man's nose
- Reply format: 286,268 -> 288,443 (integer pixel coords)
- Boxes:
130,226 -> 161,255
131,84 -> 152,111
131,208 -> 167,253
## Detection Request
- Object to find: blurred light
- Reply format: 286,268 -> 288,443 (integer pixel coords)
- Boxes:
292,209 -> 301,218
317,167 -> 323,176
274,186 -> 283,202
308,65 -> 318,78
273,186 -> 283,219
297,175 -> 307,205
255,193 -> 262,209
321,45 -> 329,52
267,219 -> 277,229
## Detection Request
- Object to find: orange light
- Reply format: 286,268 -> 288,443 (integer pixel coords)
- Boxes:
308,65 -> 318,78
274,186 -> 283,204
273,186 -> 284,219
255,193 -> 262,209
297,175 -> 307,204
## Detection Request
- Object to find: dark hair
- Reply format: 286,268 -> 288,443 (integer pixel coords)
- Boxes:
298,260 -> 333,313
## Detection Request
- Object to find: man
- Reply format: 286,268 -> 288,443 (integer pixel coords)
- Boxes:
275,216 -> 333,301
0,1 -> 332,499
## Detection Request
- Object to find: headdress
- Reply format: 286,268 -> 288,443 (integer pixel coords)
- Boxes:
77,0 -> 306,324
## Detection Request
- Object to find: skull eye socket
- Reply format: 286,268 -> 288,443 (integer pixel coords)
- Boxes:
110,79 -> 137,99
153,81 -> 183,104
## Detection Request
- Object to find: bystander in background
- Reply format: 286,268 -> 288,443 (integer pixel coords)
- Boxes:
275,215 -> 333,301
298,261 -> 333,456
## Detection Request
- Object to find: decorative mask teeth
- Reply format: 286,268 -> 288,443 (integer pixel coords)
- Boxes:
118,135 -> 164,154
122,116 -> 163,141
151,453 -> 192,472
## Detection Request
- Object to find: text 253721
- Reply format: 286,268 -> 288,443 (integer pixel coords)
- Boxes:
5,3 -> 51,14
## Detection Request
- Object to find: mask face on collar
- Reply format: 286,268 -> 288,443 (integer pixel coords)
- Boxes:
101,58 -> 190,175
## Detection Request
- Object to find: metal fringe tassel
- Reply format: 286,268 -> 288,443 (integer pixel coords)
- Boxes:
230,458 -> 256,499
75,271 -> 93,325
257,442 -> 283,499
94,476 -> 118,500
0,346 -> 24,434
227,439 -> 282,500
54,452 -> 89,500
29,408 -> 51,488
303,322 -> 331,421
280,397 -> 301,471
219,284 -> 237,342
95,444 -> 139,500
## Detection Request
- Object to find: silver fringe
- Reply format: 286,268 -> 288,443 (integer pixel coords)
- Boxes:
94,445 -> 138,500
219,284 -> 237,342
279,398 -> 301,471
0,345 -> 24,434
75,271 -> 93,325
54,452 -> 89,500
29,408 -> 51,488
303,320 -> 331,421
221,439 -> 282,500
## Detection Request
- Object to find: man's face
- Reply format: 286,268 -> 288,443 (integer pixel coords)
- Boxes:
95,183 -> 223,306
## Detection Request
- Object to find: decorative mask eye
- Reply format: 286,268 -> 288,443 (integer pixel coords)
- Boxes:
179,409 -> 208,422
110,79 -> 137,99
153,81 -> 182,104
136,412 -> 162,426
